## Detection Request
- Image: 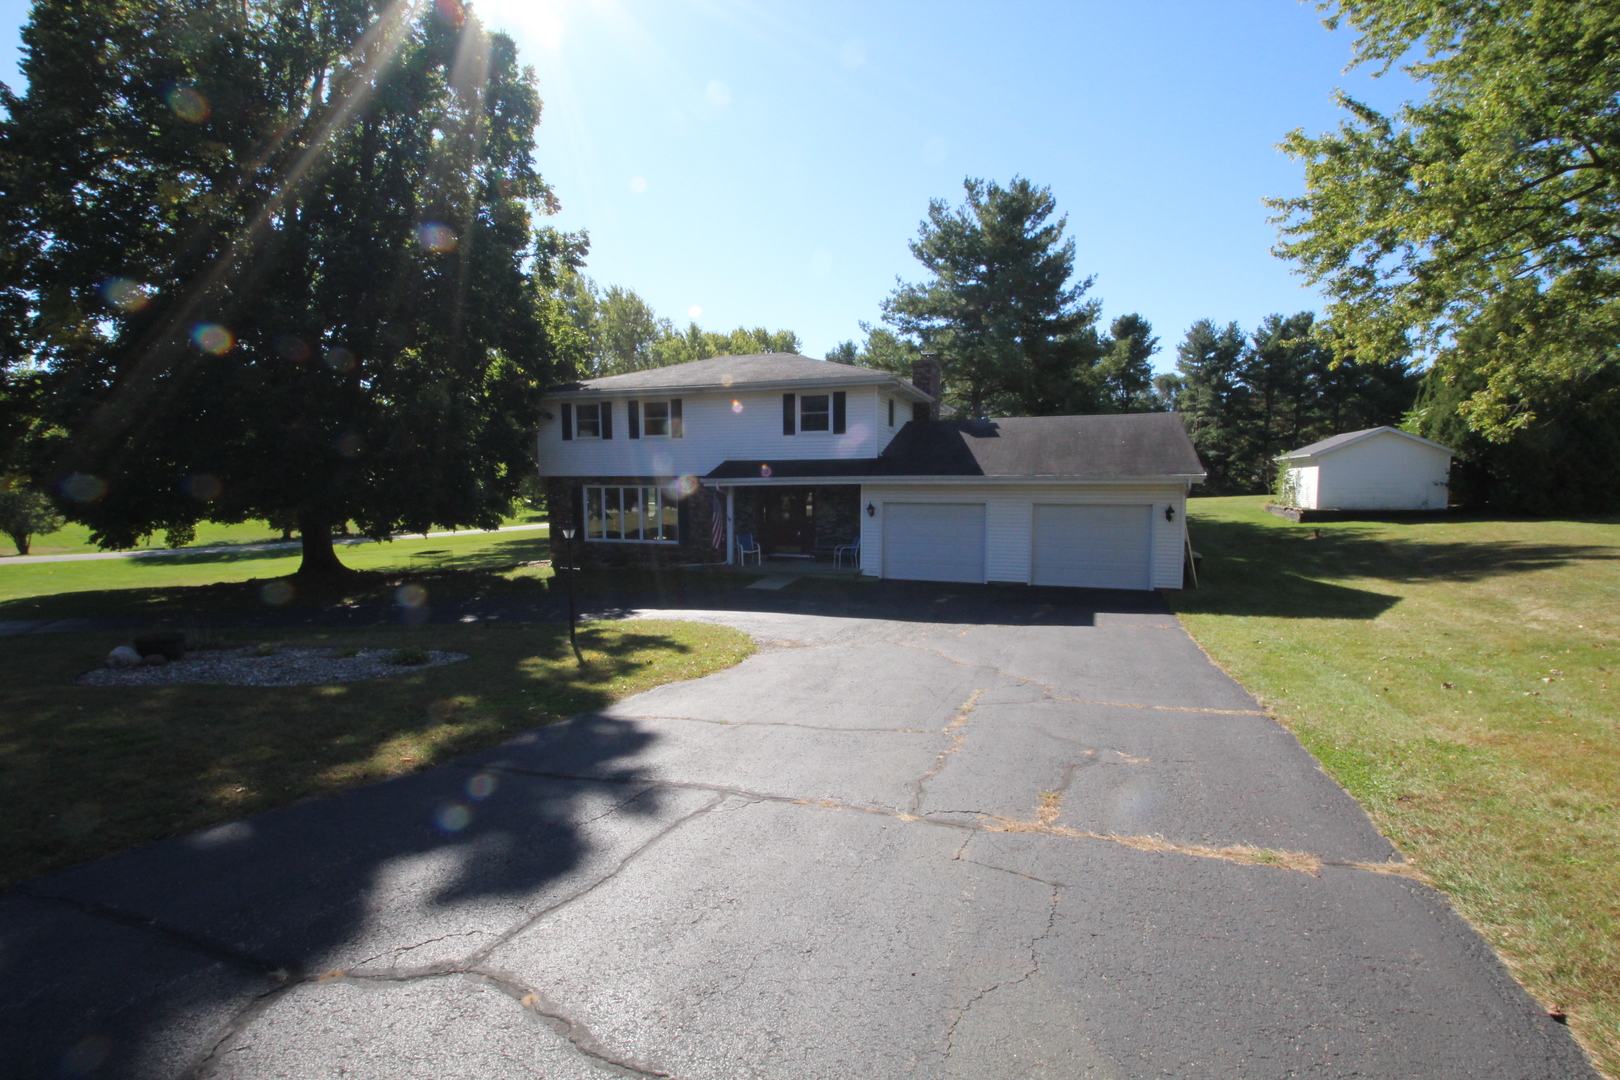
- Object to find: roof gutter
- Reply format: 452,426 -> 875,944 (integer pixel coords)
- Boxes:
546,375 -> 934,403
702,474 -> 1207,488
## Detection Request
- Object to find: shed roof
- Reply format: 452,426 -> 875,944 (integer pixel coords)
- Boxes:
548,352 -> 932,401
1277,426 -> 1454,461
705,413 -> 1206,483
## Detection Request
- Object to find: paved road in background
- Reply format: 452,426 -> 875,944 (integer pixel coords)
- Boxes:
1,590 -> 1595,1078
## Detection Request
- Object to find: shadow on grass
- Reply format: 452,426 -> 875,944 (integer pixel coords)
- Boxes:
0,619 -> 725,1076
1178,516 -> 1619,619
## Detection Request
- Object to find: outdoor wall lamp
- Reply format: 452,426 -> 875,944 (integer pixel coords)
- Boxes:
1164,505 -> 1175,522
866,502 -> 876,518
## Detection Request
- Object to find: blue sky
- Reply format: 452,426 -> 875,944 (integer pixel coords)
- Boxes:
0,0 -> 1420,373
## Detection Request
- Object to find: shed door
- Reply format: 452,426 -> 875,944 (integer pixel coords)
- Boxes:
882,503 -> 986,584
1031,504 -> 1153,590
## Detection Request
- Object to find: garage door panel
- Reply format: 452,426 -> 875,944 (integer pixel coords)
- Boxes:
1032,504 -> 1152,590
883,503 -> 985,584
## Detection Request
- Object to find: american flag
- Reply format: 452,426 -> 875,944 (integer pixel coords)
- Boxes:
710,489 -> 727,550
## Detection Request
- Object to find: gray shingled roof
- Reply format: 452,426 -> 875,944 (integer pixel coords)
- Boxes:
1277,426 -> 1454,460
705,413 -> 1206,482
548,353 -> 929,398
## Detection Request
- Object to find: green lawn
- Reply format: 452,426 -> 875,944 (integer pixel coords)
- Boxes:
0,620 -> 753,889
0,526 -> 555,619
1172,496 -> 1619,1077
0,510 -> 545,559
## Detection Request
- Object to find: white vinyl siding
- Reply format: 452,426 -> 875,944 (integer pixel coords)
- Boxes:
1311,433 -> 1450,510
540,386 -> 899,477
861,482 -> 1189,590
1031,504 -> 1153,589
881,503 -> 987,583
1280,464 -> 1320,509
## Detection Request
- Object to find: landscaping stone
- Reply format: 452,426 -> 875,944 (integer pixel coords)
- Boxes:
78,646 -> 469,687
104,645 -> 141,669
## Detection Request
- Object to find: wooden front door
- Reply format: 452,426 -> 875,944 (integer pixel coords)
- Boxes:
762,488 -> 815,555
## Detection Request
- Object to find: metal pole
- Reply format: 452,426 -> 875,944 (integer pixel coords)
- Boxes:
559,526 -> 581,663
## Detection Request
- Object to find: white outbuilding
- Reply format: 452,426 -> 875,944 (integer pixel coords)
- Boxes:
1275,426 -> 1454,511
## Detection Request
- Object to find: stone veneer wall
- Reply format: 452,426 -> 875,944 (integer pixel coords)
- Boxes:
542,476 -> 728,568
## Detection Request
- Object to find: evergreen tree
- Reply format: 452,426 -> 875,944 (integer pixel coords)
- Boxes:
1175,320 -> 1251,493
0,0 -> 574,576
883,177 -> 1101,418
1095,313 -> 1162,413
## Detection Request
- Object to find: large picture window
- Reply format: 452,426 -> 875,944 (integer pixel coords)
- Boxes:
584,485 -> 679,543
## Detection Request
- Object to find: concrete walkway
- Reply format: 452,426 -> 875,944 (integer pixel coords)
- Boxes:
0,591 -> 1596,1078
0,523 -> 548,566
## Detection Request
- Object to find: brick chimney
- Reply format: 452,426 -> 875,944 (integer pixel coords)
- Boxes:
911,353 -> 942,421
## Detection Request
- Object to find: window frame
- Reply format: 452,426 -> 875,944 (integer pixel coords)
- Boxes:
575,401 -> 603,439
643,400 -> 670,437
583,484 -> 679,544
798,393 -> 832,433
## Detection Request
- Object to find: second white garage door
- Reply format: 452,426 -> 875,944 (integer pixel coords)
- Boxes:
882,503 -> 986,583
1031,504 -> 1153,590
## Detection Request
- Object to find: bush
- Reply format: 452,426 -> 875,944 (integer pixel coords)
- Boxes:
388,646 -> 431,666
0,482 -> 64,555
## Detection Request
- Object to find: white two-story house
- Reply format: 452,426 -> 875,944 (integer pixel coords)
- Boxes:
536,352 -> 1206,590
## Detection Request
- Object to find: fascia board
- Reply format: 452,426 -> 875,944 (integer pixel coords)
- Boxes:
546,375 -> 933,402
703,473 -> 1206,488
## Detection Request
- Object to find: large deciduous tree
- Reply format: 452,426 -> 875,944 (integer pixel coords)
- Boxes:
1269,0 -> 1620,507
0,0 -> 575,576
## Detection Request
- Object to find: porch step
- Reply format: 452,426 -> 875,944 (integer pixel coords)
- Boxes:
746,575 -> 801,591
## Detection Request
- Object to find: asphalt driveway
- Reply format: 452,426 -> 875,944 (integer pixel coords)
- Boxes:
1,589 -> 1596,1078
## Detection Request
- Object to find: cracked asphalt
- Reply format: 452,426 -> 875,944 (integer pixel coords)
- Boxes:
1,590 -> 1599,1078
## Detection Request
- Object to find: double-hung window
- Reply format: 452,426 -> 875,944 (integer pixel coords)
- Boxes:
799,394 -> 831,432
584,485 -> 679,543
575,402 -> 602,438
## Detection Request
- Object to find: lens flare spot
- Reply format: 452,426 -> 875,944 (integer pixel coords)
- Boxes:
719,374 -> 734,387
396,583 -> 428,609
731,399 -> 743,413
192,323 -> 234,355
185,473 -> 223,501
675,475 -> 699,496
687,305 -> 703,319
416,222 -> 458,254
629,176 -> 648,194
275,335 -> 311,362
323,347 -> 357,373
166,86 -> 210,122
335,432 -> 363,458
467,773 -> 498,800
260,580 -> 295,606
435,803 -> 472,832
60,473 -> 107,503
59,1033 -> 113,1077
759,464 -> 772,478
100,277 -> 153,312
705,81 -> 730,108
433,0 -> 465,25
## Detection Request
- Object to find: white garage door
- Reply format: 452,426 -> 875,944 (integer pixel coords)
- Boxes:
1032,504 -> 1153,590
882,503 -> 986,583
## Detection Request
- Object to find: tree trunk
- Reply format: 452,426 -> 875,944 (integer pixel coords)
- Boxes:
7,531 -> 28,556
295,513 -> 350,578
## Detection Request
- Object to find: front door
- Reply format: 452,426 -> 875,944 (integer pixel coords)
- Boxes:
762,488 -> 814,555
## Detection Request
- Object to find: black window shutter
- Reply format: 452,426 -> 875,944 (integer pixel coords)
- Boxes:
601,401 -> 613,439
888,398 -> 894,426
670,398 -> 683,438
913,402 -> 928,422
628,400 -> 641,439
832,391 -> 846,434
782,393 -> 796,435
560,402 -> 573,440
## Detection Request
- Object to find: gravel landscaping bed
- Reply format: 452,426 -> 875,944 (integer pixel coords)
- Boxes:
77,646 -> 469,688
